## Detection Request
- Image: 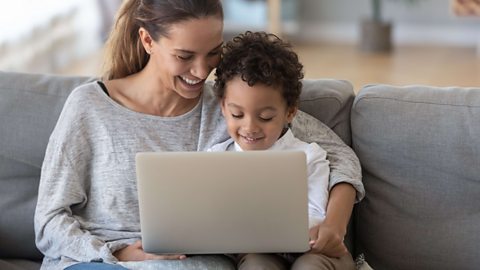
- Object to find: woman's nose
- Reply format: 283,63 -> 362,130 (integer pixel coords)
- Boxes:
191,58 -> 211,79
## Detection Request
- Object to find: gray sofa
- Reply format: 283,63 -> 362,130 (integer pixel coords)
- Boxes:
0,71 -> 478,270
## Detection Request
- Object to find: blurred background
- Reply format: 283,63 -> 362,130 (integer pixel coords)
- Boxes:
0,0 -> 479,91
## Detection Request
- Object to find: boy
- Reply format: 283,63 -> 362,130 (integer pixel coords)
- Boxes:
210,31 -> 355,269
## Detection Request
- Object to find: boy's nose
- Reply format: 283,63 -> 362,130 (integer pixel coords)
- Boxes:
243,119 -> 260,134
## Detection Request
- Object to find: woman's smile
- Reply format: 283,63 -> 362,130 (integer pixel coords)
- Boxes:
177,75 -> 205,91
180,75 -> 202,85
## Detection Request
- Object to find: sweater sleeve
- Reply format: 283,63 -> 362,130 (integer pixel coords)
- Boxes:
292,110 -> 365,202
34,91 -> 118,264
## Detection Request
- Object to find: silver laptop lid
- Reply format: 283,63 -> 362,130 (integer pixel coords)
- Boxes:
136,151 -> 310,254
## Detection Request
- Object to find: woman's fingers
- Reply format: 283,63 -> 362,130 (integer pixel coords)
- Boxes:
115,240 -> 187,261
144,253 -> 187,260
132,240 -> 143,248
310,225 -> 348,258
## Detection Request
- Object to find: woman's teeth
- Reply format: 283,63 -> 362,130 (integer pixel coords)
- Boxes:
181,76 -> 201,85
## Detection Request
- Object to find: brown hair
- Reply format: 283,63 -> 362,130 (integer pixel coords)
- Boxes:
214,31 -> 304,109
102,0 -> 223,80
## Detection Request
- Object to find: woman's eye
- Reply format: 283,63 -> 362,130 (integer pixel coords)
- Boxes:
208,51 -> 220,57
232,114 -> 242,119
177,55 -> 193,61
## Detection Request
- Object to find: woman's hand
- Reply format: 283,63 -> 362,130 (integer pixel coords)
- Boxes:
114,240 -> 187,261
307,183 -> 356,258
308,222 -> 348,258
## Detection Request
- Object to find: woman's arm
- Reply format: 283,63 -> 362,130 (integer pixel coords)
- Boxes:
292,111 -> 363,257
34,138 -> 119,263
34,89 -> 120,264
309,183 -> 356,257
291,111 -> 364,201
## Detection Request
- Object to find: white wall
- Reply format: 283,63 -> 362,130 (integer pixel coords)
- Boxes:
0,0 -> 103,73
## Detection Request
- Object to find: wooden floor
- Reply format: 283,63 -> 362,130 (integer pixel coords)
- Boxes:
295,42 -> 480,93
62,43 -> 480,93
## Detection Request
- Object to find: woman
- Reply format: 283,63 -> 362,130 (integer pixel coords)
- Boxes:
34,1 -> 363,269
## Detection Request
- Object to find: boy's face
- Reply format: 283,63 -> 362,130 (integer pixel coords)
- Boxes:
221,76 -> 296,151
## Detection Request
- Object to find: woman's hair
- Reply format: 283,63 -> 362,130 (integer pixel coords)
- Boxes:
102,0 -> 223,80
214,31 -> 304,109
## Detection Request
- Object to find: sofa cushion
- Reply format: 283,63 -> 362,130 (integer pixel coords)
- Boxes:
0,259 -> 41,270
352,84 -> 480,270
0,72 -> 94,259
299,79 -> 354,146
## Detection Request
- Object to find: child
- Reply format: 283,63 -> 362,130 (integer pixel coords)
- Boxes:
209,31 -> 355,269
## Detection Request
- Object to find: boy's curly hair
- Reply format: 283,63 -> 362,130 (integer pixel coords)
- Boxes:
214,31 -> 304,108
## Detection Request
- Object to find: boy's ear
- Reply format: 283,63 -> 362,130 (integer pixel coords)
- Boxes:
220,98 -> 227,117
286,106 -> 297,123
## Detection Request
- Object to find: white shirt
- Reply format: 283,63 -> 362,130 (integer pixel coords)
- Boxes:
209,129 -> 330,228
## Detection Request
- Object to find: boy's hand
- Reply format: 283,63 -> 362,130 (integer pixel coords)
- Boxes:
114,240 -> 187,261
308,223 -> 348,258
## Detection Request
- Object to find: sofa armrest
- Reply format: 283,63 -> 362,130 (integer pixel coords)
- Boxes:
0,72 -> 94,260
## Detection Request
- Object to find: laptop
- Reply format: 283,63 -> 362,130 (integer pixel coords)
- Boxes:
135,151 -> 310,254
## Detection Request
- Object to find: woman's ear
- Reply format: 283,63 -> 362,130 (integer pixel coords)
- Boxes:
139,27 -> 154,54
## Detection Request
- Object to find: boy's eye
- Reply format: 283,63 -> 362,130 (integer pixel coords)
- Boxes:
259,116 -> 274,122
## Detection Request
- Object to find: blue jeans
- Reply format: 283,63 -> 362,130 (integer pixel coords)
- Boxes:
65,262 -> 128,270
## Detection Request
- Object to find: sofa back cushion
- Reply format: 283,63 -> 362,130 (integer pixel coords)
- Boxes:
300,79 -> 354,146
352,84 -> 480,270
0,72 -> 94,259
0,72 -> 354,259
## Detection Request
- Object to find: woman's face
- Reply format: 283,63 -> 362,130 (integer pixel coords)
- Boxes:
147,16 -> 223,99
